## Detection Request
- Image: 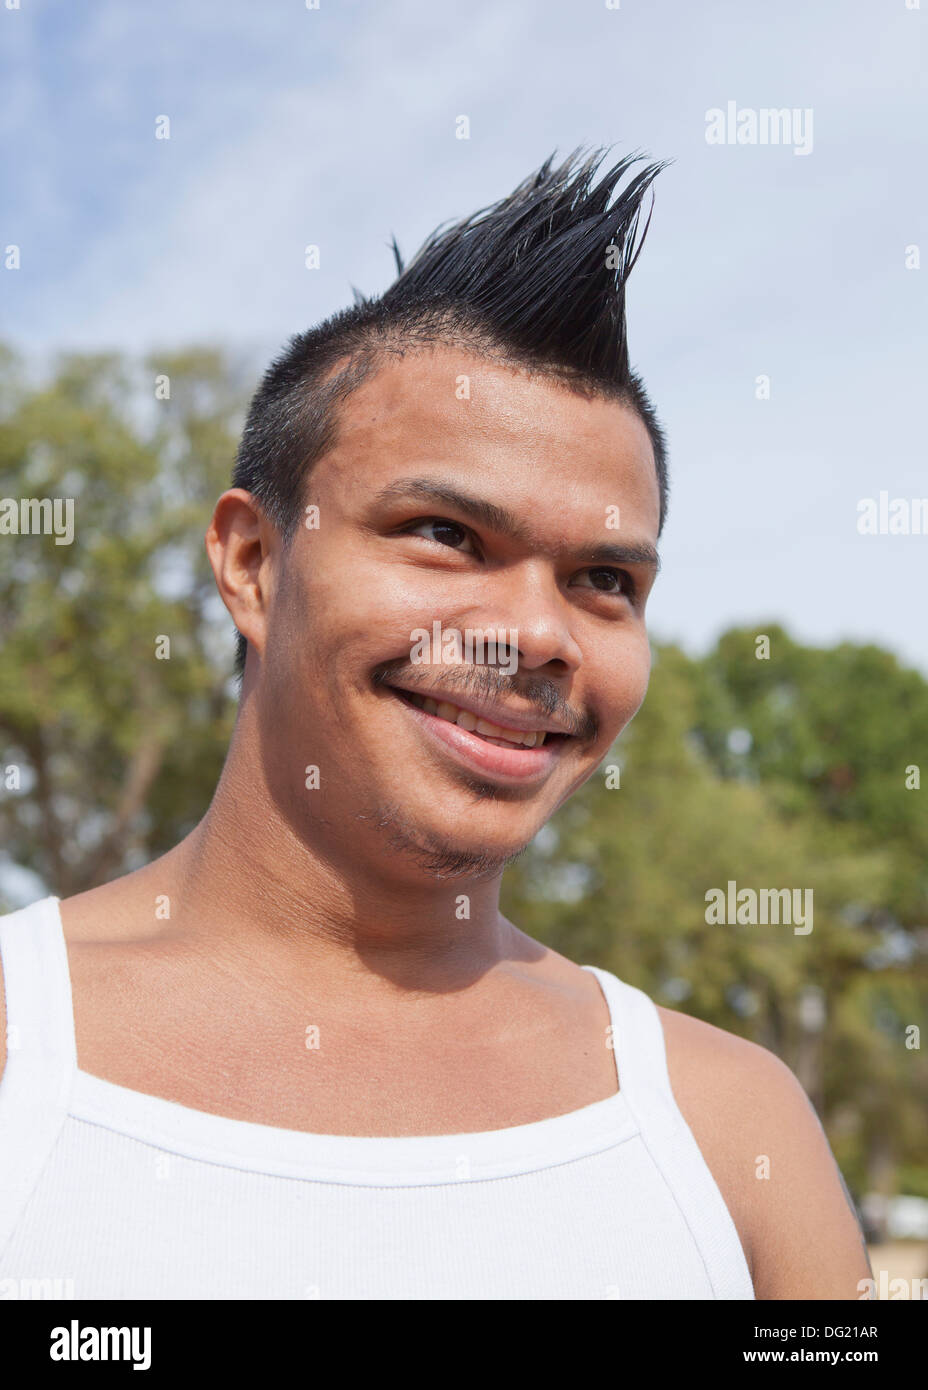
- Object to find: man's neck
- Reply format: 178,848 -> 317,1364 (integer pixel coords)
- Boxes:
128,734 -> 519,998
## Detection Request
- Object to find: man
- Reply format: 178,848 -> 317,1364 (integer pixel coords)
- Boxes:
0,149 -> 871,1299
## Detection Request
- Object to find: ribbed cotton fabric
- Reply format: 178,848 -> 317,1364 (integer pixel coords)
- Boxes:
0,897 -> 754,1300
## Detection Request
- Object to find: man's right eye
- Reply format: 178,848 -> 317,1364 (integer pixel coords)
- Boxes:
404,518 -> 477,553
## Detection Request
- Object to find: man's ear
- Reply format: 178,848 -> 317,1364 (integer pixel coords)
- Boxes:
205,489 -> 279,662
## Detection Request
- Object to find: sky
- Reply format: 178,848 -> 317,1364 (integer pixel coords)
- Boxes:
2,0 -> 926,673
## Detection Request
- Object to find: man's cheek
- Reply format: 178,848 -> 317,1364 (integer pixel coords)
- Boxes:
601,659 -> 650,737
625,640 -> 653,708
630,664 -> 652,718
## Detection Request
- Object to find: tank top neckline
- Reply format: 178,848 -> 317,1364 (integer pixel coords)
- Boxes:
0,896 -> 757,1296
32,897 -> 644,1185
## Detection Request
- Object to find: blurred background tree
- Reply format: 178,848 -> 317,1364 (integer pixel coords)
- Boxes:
0,343 -> 248,895
1,344 -> 926,1224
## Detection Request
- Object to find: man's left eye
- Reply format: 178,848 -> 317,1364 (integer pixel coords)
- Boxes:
573,568 -> 633,596
407,518 -> 476,552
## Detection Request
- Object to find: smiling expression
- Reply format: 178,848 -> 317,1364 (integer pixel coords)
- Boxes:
248,344 -> 662,879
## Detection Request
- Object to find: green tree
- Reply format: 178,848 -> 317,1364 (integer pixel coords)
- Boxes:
0,344 -> 247,899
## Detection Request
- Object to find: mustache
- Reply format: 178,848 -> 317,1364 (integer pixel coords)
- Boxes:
372,658 -> 598,742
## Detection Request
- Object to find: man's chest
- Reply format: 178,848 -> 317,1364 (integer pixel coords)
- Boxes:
69,948 -> 621,1136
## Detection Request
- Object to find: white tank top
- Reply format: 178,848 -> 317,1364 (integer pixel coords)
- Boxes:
0,897 -> 754,1300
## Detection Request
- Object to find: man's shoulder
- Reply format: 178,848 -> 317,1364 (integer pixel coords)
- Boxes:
655,1004 -> 814,1229
655,1002 -> 870,1298
0,874 -> 163,1088
658,1004 -> 812,1160
657,1002 -> 802,1105
656,1003 -> 837,1179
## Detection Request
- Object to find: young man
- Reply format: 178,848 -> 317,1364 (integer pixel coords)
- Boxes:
0,149 -> 870,1300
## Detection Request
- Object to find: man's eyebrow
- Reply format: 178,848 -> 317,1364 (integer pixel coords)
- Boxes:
373,478 -> 534,544
372,477 -> 661,572
584,542 -> 661,573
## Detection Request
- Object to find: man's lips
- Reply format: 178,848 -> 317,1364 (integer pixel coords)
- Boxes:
383,681 -> 576,738
388,687 -> 569,783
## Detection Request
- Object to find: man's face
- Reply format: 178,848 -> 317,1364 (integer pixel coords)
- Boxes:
256,345 -> 661,879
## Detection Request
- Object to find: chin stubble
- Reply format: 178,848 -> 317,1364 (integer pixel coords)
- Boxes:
354,798 -> 532,881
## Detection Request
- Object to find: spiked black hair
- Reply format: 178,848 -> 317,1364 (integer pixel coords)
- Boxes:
231,146 -> 670,677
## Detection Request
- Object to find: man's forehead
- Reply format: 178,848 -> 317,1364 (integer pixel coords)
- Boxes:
310,349 -> 660,538
327,346 -> 656,468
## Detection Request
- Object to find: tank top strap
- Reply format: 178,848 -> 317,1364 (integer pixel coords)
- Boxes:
582,964 -> 679,1133
0,895 -> 76,1256
583,963 -> 755,1298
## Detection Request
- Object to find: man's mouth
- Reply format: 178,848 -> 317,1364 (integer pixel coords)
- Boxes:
398,690 -> 552,748
385,684 -> 571,785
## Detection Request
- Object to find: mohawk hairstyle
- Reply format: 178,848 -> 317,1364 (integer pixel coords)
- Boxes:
231,145 -> 670,677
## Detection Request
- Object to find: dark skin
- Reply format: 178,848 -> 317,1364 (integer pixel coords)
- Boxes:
0,345 -> 871,1297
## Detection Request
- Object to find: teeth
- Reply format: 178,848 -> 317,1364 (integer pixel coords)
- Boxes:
407,692 -> 548,747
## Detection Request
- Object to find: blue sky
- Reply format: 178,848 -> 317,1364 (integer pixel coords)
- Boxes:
2,0 -> 926,672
